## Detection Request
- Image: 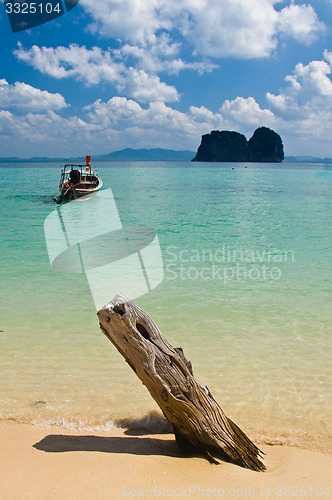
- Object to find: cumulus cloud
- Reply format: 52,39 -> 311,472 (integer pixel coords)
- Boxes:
277,3 -> 324,44
0,79 -> 67,112
266,51 -> 332,153
14,44 -> 179,103
184,0 -> 279,59
288,60 -> 332,97
14,44 -> 122,82
0,94 -> 226,156
84,97 -> 224,142
80,0 -> 164,46
221,97 -> 275,126
267,51 -> 332,117
0,108 -> 95,157
80,0 -> 276,59
0,110 -> 14,126
80,0 -> 324,60
123,68 -> 179,102
113,41 -> 216,75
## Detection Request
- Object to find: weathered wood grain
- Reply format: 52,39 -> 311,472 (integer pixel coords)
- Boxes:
98,293 -> 265,471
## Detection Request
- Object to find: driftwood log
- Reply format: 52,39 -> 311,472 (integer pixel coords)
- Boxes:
98,293 -> 265,471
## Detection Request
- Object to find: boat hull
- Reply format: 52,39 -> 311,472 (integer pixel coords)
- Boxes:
55,161 -> 103,204
57,178 -> 102,203
62,179 -> 103,197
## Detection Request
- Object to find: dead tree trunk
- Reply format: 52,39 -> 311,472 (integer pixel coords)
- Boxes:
98,293 -> 265,471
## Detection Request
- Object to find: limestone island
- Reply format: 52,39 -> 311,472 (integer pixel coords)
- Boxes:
192,126 -> 284,163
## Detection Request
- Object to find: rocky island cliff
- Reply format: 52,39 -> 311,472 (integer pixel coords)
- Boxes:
192,127 -> 284,163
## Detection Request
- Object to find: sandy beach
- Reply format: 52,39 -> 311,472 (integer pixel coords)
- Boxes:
1,420 -> 331,499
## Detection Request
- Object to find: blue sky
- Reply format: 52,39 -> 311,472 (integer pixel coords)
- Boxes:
0,0 -> 332,157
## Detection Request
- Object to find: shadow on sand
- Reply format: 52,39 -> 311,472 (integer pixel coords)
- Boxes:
33,434 -> 179,458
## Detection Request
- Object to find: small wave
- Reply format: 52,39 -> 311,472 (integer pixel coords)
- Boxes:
250,428 -> 332,457
115,411 -> 173,434
2,416 -> 119,433
1,411 -> 172,434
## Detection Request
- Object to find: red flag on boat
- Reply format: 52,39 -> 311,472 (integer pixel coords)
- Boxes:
86,155 -> 91,171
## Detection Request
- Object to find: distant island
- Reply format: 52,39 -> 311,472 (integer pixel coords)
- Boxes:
192,127 -> 284,163
1,146 -> 332,164
98,148 -> 195,161
0,148 -> 195,163
285,156 -> 332,163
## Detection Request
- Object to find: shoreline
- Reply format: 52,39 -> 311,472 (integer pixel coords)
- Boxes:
2,411 -> 331,457
1,420 -> 331,499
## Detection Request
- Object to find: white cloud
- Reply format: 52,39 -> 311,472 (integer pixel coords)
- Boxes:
0,79 -> 67,112
80,0 -> 277,59
84,97 -> 224,141
0,94 -> 226,156
266,51 -> 332,153
80,0 -> 324,60
189,105 -> 222,124
323,49 -> 332,67
290,60 -> 332,96
221,97 -> 276,126
267,52 -> 332,118
277,3 -> 324,44
0,110 -> 14,128
123,68 -> 179,102
183,0 -> 279,59
113,41 -> 216,75
14,44 -> 179,103
14,43 -> 125,83
80,0 -> 163,46
0,108 -> 95,157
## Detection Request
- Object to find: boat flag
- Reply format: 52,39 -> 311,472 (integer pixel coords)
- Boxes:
86,155 -> 91,171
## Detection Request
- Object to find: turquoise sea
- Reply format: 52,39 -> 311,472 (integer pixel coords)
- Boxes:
0,161 -> 331,453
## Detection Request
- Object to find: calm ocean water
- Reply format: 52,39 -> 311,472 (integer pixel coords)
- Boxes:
0,161 -> 331,451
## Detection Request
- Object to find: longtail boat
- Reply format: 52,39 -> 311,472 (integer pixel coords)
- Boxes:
55,155 -> 102,204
